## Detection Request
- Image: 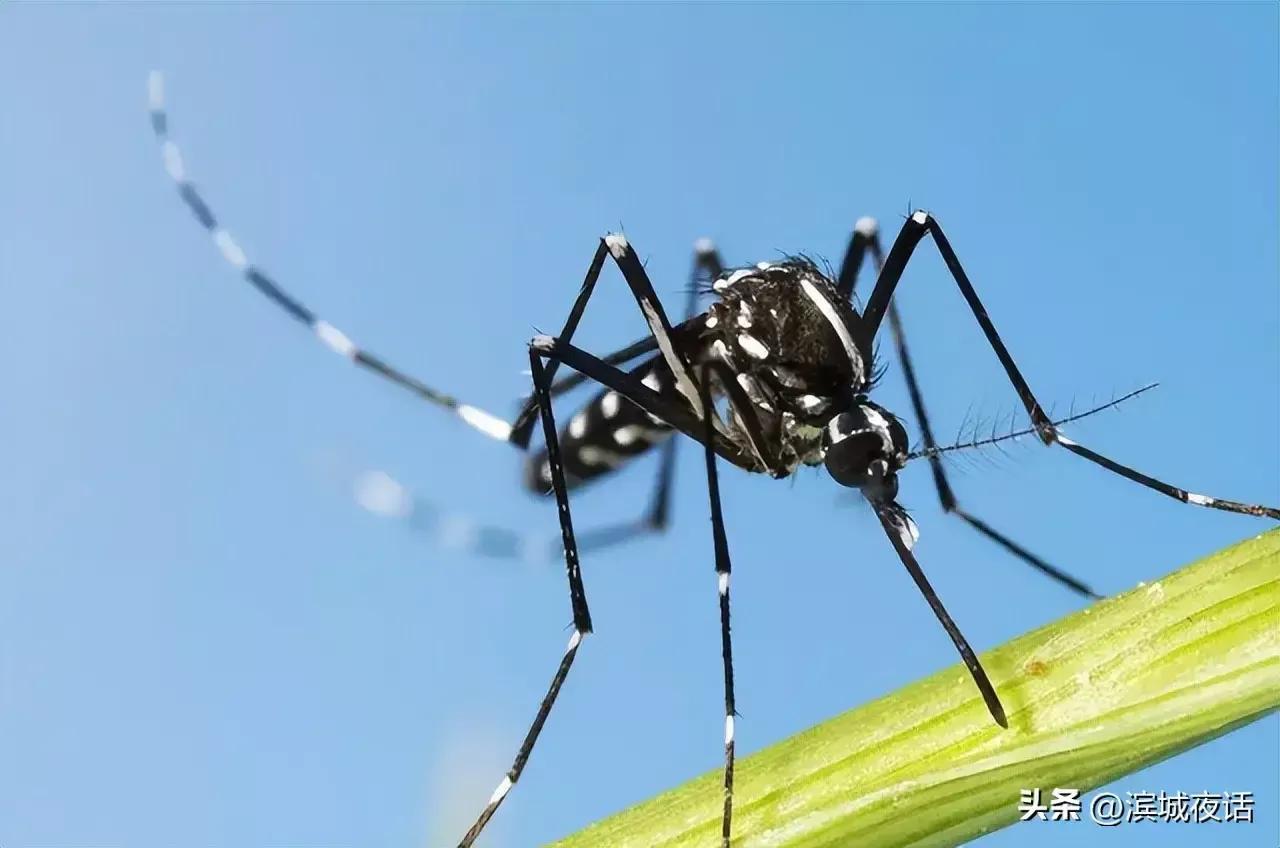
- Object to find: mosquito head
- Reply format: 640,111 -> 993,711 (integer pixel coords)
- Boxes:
822,399 -> 909,499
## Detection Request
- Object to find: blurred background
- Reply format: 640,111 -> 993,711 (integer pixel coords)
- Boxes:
1,4 -> 1276,847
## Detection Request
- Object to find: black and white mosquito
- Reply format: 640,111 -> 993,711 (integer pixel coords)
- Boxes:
147,73 -> 1279,847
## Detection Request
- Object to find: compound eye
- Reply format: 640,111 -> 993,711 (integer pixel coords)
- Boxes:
823,428 -> 881,488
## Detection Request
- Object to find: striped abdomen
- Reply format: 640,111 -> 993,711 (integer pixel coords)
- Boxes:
523,356 -> 675,493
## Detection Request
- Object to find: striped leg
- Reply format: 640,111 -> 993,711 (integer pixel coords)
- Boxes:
835,216 -> 882,301
459,271 -> 772,844
862,211 -> 1280,521
523,240 -> 727,555
514,349 -> 766,848
513,232 -> 760,482
697,363 -> 738,847
146,72 -> 513,445
511,239 -> 724,447
530,334 -> 764,473
457,350 -> 593,848
489,238 -> 727,562
645,240 -> 724,533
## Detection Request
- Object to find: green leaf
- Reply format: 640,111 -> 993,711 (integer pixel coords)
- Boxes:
548,529 -> 1280,847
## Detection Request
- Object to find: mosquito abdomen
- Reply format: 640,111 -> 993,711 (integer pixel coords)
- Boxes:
523,357 -> 675,493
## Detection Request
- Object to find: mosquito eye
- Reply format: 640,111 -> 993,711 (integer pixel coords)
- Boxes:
823,429 -> 882,487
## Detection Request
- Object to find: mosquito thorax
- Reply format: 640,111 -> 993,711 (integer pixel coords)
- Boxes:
694,258 -> 874,472
705,258 -> 870,393
822,399 -> 909,496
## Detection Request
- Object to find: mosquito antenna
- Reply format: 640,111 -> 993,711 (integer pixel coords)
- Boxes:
909,383 -> 1159,463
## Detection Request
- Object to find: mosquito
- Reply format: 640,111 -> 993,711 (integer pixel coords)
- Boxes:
147,73 -> 1279,847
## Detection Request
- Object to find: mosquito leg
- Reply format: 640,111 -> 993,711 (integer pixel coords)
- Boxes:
890,293 -> 1101,596
545,336 -> 660,400
550,245 -> 788,558
841,220 -> 1100,598
645,241 -> 725,530
537,238 -> 723,425
696,361 -> 737,847
384,240 -> 727,563
521,338 -> 757,846
461,239 -> 751,841
520,242 -> 728,556
862,211 -> 1280,521
570,240 -> 725,550
835,216 -> 882,300
508,242 -> 613,448
833,217 -> 1017,725
541,337 -> 781,469
147,73 -> 515,445
511,232 -> 714,449
457,350 -> 593,848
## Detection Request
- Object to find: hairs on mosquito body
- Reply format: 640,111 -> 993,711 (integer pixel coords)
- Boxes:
693,252 -> 836,295
866,339 -> 889,391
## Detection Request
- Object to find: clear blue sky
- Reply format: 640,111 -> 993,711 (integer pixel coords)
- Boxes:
1,4 -> 1276,847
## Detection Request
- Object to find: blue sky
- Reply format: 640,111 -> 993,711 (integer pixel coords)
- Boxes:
1,4 -> 1276,847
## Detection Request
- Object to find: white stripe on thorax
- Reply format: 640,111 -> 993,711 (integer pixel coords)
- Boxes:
798,277 -> 861,373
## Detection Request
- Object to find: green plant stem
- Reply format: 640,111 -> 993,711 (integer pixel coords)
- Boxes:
548,529 -> 1280,847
